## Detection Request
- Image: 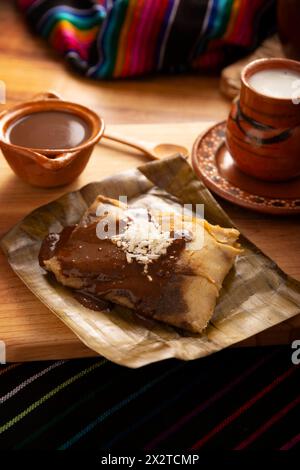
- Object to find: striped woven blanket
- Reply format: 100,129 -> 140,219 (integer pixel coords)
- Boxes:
18,0 -> 276,79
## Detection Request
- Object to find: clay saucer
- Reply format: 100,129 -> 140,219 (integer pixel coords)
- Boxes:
192,121 -> 300,215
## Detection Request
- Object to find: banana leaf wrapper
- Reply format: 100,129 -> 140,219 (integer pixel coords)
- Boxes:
1,155 -> 300,367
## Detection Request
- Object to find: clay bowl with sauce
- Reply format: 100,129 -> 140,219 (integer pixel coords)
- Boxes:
0,92 -> 105,187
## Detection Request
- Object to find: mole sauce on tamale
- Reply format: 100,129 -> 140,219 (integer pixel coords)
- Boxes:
39,221 -> 187,316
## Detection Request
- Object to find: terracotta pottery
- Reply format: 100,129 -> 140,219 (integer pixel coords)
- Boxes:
226,58 -> 300,182
0,92 -> 105,187
192,121 -> 300,215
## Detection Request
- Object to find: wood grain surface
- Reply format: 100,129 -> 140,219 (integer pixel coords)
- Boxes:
0,3 -> 299,361
1,122 -> 300,361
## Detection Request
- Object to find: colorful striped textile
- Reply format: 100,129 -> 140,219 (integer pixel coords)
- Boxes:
18,0 -> 276,78
0,346 -> 299,450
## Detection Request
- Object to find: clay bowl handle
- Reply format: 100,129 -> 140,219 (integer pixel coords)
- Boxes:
32,92 -> 62,101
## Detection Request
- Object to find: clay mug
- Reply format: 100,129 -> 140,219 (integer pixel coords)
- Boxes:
226,58 -> 300,181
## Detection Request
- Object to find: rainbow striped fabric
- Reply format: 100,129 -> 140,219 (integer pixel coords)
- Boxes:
18,0 -> 276,79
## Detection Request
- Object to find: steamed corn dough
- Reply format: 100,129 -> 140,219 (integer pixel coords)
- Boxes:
40,195 -> 242,333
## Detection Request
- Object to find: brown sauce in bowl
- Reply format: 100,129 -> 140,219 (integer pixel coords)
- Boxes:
8,111 -> 91,149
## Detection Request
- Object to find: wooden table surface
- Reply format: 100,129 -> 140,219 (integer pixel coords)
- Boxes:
0,2 -> 299,361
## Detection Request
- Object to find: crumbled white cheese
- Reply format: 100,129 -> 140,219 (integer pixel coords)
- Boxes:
111,211 -> 174,275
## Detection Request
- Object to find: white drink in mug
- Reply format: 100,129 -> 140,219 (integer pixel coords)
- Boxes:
248,68 -> 300,99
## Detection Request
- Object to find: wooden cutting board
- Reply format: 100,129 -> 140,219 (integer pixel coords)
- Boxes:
1,122 -> 300,362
